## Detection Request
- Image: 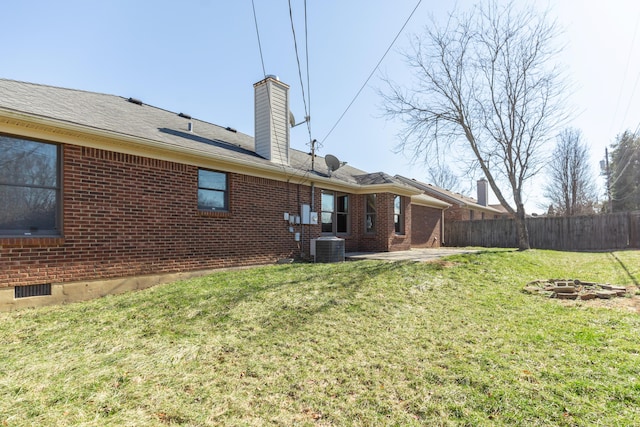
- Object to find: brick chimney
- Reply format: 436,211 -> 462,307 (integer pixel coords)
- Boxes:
254,75 -> 290,165
477,178 -> 488,206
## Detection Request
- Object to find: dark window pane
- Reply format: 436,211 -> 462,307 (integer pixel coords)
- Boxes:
198,189 -> 227,211
0,186 -> 57,234
365,194 -> 376,233
198,169 -> 226,191
337,213 -> 348,233
0,136 -> 57,187
0,136 -> 59,236
366,194 -> 376,214
337,194 -> 348,213
198,169 -> 228,211
394,195 -> 403,234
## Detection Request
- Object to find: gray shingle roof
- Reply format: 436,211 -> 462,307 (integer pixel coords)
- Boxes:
395,174 -> 504,214
354,172 -> 401,186
0,78 -> 425,194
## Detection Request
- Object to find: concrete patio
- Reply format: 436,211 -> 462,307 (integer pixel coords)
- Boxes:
345,248 -> 479,262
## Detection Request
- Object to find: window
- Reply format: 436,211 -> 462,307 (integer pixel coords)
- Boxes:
321,190 -> 349,234
0,135 -> 60,236
198,169 -> 228,211
336,194 -> 349,233
394,195 -> 404,234
321,191 -> 334,233
365,194 -> 376,233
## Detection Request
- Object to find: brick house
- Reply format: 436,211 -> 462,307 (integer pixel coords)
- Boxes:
395,176 -> 507,223
0,77 -> 448,310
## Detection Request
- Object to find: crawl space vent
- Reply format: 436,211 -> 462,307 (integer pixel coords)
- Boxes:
15,283 -> 52,298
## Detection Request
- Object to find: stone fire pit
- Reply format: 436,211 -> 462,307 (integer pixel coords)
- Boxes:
524,279 -> 629,301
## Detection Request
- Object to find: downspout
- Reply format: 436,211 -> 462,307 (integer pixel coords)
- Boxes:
441,205 -> 449,247
311,182 -> 315,211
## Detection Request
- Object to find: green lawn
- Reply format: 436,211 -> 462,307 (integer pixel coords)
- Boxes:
1,249 -> 639,426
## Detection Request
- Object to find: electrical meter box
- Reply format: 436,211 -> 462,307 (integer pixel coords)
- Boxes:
301,204 -> 318,225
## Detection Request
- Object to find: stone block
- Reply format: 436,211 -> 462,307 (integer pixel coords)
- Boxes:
553,286 -> 576,293
596,290 -> 617,299
557,292 -> 578,300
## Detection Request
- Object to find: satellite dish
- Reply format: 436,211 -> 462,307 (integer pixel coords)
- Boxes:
289,111 -> 296,128
325,154 -> 341,172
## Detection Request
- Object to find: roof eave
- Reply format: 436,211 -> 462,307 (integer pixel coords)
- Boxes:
0,109 -> 424,195
411,195 -> 451,209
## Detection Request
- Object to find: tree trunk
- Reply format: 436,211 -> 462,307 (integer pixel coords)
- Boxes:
514,207 -> 530,250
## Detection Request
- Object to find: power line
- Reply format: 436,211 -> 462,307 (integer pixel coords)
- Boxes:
620,70 -> 640,131
611,10 -> 640,135
251,0 -> 267,77
287,0 -> 319,174
288,0 -> 312,142
251,0 -> 288,169
252,0 -> 318,181
320,0 -> 423,144
304,0 -> 311,133
288,0 -> 309,118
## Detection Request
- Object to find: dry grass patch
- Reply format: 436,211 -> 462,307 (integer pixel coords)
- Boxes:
1,249 -> 639,426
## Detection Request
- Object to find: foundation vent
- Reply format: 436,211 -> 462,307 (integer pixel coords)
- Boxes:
15,283 -> 52,298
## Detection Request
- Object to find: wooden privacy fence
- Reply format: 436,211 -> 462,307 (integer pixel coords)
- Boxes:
444,211 -> 640,250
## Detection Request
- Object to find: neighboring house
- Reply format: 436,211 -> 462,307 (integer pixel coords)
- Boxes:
395,176 -> 506,222
0,76 -> 448,310
487,202 -> 511,218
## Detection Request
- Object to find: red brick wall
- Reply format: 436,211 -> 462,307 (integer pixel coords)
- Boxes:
344,194 -> 393,253
311,192 -> 394,253
1,144 -> 445,289
445,207 -> 490,222
445,206 -> 471,222
411,205 -> 442,248
0,145 -> 313,288
383,193 -> 411,251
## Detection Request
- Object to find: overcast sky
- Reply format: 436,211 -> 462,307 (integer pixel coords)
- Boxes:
2,1 -> 639,213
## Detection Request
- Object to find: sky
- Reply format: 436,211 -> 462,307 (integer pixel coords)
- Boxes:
2,0 -> 639,214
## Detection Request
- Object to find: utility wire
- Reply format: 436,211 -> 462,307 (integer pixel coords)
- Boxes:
254,0 -> 316,182
304,0 -> 311,133
320,0 -> 423,144
620,70 -> 640,130
610,10 -> 640,135
251,0 -> 288,169
288,0 -> 312,143
251,0 -> 267,77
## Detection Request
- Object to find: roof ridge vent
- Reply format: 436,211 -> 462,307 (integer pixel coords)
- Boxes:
127,97 -> 143,105
178,112 -> 192,119
225,127 -> 237,133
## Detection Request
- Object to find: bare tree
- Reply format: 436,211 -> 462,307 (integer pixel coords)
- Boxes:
427,164 -> 462,193
544,128 -> 597,216
382,1 -> 568,250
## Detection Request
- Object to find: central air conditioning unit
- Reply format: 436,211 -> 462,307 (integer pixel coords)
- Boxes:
313,236 -> 345,263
